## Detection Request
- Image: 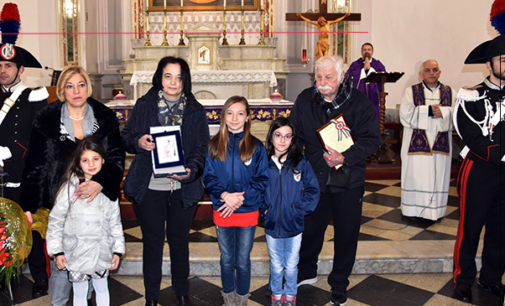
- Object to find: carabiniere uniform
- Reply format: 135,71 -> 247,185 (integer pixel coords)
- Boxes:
452,34 -> 505,288
0,82 -> 48,203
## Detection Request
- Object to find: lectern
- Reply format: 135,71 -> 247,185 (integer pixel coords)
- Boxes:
364,71 -> 404,163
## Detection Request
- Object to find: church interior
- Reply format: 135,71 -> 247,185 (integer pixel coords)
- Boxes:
1,0 -> 503,305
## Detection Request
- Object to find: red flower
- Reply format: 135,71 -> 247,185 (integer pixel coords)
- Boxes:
0,250 -> 12,267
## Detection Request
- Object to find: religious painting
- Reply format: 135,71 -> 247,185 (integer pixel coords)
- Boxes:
198,46 -> 211,64
150,0 -> 259,11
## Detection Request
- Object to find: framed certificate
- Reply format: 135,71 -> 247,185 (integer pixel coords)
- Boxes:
150,126 -> 187,177
316,114 -> 354,171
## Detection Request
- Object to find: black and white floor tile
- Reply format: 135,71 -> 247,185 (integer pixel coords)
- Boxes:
4,179 -> 502,306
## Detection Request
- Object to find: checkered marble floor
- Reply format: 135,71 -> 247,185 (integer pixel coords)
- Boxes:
7,273 -> 503,306
5,179 -> 501,306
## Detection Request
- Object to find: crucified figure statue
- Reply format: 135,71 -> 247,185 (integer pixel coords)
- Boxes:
297,12 -> 351,59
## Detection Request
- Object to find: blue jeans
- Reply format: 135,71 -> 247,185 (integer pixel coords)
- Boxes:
216,225 -> 256,295
50,263 -> 72,306
49,262 -> 93,306
266,233 -> 302,296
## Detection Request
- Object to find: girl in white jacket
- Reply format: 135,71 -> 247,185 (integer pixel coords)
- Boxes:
46,136 -> 125,306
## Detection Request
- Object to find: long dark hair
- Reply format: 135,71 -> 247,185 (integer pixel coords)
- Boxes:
265,117 -> 302,170
207,96 -> 256,163
55,136 -> 108,202
152,56 -> 192,97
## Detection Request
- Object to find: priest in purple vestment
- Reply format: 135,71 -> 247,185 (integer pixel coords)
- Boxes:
347,43 -> 386,122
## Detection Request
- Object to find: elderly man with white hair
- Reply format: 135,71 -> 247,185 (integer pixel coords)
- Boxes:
289,55 -> 381,306
399,59 -> 456,222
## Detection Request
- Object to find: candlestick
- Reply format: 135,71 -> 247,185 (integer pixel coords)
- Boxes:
239,4 -> 245,45
161,9 -> 169,46
144,11 -> 152,46
222,7 -> 229,45
178,7 -> 185,45
258,1 -> 265,45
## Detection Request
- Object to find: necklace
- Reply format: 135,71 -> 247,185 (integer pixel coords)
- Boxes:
68,115 -> 85,121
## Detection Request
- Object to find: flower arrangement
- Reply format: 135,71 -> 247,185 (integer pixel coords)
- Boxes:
0,197 -> 32,288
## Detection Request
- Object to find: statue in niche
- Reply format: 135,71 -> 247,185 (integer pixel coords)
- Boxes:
198,46 -> 210,64
297,12 -> 350,59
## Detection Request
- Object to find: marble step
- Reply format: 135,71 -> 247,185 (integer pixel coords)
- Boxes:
113,240 -> 482,277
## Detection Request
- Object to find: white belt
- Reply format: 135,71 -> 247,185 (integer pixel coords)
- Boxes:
4,182 -> 20,188
0,85 -> 27,126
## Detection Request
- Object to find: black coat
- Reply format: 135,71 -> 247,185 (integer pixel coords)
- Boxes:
289,87 -> 381,192
121,87 -> 210,208
20,98 -> 125,213
0,87 -> 47,204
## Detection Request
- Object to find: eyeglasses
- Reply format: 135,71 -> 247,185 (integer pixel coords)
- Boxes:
273,133 -> 293,140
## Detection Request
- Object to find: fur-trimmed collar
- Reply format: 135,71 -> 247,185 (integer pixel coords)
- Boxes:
33,97 -> 119,140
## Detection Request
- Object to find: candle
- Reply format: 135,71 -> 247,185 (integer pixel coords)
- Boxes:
164,0 -> 166,9
146,0 -> 148,10
302,49 -> 307,62
241,0 -> 244,7
223,0 -> 226,9
260,0 -> 263,10
181,0 -> 183,7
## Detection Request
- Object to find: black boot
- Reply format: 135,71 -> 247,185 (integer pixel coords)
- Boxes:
32,279 -> 48,298
177,295 -> 192,306
454,283 -> 472,302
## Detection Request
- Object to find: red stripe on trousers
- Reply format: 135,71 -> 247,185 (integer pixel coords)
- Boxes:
43,239 -> 51,278
453,158 -> 473,283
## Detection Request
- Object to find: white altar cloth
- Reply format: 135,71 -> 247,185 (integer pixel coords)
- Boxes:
129,70 -> 278,100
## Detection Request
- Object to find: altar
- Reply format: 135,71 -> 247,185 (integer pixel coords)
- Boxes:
108,98 -> 293,141
120,22 -> 287,102
129,69 -> 278,100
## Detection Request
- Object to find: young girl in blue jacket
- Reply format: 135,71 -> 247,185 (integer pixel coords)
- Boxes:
203,96 -> 269,306
261,117 -> 320,306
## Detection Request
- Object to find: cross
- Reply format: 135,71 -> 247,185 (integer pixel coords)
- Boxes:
285,1 -> 361,22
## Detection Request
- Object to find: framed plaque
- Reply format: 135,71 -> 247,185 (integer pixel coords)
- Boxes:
316,114 -> 354,171
150,126 -> 187,177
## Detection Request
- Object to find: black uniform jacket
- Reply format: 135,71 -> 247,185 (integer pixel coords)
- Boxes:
0,86 -> 47,203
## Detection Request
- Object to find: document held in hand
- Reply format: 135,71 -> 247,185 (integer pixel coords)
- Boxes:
316,114 -> 354,171
150,125 -> 187,177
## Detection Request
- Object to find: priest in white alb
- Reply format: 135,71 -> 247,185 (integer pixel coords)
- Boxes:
399,59 -> 456,221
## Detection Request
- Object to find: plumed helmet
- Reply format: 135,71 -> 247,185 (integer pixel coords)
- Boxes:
0,2 -> 42,68
465,0 -> 505,64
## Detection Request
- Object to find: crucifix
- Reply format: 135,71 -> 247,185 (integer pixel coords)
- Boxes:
286,1 -> 361,58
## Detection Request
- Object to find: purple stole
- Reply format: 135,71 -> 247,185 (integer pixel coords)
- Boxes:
408,83 -> 452,156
